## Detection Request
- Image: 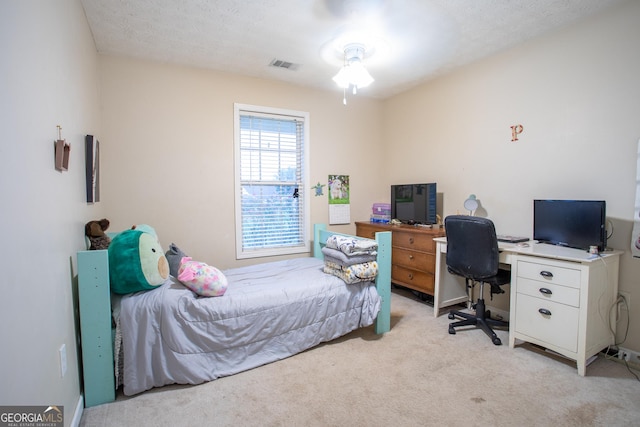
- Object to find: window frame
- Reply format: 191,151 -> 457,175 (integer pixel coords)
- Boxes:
233,103 -> 310,259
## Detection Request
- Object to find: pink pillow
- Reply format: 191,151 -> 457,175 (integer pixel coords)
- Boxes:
177,257 -> 228,297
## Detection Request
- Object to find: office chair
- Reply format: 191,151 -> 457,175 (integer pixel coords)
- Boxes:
444,215 -> 510,345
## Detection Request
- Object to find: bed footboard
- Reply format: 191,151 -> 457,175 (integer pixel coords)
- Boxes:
313,224 -> 392,334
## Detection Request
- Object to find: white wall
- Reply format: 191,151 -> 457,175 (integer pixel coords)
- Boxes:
2,3 -> 638,419
98,56 -> 386,269
383,0 -> 640,351
0,1 -> 102,425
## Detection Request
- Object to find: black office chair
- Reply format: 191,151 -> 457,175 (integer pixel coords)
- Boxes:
444,215 -> 510,345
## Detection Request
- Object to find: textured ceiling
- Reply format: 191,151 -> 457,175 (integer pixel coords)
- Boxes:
81,0 -> 625,99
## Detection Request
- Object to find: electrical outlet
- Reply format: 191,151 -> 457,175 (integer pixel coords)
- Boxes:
617,347 -> 640,364
619,291 -> 631,311
59,344 -> 67,377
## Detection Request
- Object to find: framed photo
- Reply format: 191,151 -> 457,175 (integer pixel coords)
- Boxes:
85,135 -> 100,203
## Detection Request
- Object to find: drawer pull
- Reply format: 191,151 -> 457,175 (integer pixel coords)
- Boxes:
408,273 -> 413,280
409,237 -> 414,244
539,271 -> 553,279
538,308 -> 552,316
409,255 -> 414,260
539,288 -> 552,295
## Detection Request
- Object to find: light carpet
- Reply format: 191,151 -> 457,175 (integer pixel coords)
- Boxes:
80,288 -> 640,427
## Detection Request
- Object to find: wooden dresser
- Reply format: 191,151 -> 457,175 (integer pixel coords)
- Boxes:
355,221 -> 445,296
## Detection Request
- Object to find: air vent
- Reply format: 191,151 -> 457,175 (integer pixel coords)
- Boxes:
269,59 -> 299,70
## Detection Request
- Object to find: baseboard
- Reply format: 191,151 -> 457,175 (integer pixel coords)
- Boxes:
70,395 -> 83,427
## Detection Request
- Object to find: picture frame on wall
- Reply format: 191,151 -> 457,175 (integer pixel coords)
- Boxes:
85,134 -> 100,203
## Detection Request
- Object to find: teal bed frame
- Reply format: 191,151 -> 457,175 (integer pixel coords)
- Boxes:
312,224 -> 391,334
77,224 -> 391,407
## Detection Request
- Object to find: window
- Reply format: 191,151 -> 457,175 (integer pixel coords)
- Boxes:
234,104 -> 310,259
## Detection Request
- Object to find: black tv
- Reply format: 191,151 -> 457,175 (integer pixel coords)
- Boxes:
533,199 -> 607,251
391,183 -> 437,225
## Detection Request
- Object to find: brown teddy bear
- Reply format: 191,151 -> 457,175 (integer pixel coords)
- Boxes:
85,218 -> 111,250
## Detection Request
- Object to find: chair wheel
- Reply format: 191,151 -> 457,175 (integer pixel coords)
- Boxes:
448,313 -> 455,320
492,337 -> 502,345
449,327 -> 456,335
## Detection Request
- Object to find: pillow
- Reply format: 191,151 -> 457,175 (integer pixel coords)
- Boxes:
165,243 -> 188,277
108,229 -> 169,294
177,257 -> 228,297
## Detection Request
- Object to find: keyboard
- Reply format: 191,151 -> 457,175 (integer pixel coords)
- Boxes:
497,235 -> 530,243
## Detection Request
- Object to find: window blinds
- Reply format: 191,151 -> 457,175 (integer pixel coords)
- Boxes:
238,112 -> 305,251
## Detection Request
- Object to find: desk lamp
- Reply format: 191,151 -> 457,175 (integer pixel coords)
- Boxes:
464,194 -> 478,216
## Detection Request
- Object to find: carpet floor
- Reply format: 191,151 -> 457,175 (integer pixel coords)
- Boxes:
80,288 -> 640,427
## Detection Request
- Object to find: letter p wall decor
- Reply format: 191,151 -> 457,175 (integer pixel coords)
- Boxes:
511,124 -> 524,141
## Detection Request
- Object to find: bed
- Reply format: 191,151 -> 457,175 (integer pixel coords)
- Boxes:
77,223 -> 391,406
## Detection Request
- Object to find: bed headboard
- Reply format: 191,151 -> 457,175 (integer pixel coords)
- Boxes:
313,223 -> 391,334
77,248 -> 116,407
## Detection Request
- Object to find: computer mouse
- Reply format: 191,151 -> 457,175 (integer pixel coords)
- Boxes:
516,242 -> 530,248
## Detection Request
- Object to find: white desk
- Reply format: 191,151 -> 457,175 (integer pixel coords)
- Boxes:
433,237 -> 622,375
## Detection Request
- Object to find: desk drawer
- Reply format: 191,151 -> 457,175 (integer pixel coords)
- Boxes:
392,265 -> 434,294
514,293 -> 579,353
392,248 -> 435,273
516,278 -> 580,307
517,260 -> 581,288
393,231 -> 435,253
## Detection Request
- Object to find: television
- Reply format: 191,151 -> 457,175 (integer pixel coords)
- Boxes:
533,199 -> 607,252
391,183 -> 437,225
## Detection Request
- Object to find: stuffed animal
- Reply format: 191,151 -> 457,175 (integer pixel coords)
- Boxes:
85,218 -> 111,250
166,243 -> 188,277
108,228 -> 169,294
131,224 -> 158,239
177,257 -> 228,297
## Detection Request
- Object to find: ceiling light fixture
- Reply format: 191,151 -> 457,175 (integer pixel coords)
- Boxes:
332,43 -> 374,105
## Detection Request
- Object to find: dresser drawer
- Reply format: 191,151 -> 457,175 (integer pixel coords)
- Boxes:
355,223 -> 379,240
393,230 -> 435,253
514,293 -> 579,353
516,278 -> 580,307
517,260 -> 581,288
392,265 -> 435,294
392,247 -> 435,273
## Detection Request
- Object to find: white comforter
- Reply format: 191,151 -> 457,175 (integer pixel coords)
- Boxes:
120,257 -> 381,395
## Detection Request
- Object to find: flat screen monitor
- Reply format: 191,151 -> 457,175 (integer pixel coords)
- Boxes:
533,199 -> 607,251
391,183 -> 437,225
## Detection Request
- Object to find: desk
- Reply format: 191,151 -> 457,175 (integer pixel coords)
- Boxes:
434,237 -> 622,375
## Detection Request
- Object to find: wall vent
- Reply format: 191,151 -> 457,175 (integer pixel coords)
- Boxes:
269,59 -> 299,70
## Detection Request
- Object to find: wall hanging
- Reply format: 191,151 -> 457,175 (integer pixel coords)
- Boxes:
54,125 -> 70,171
85,135 -> 100,203
328,174 -> 350,224
632,138 -> 640,257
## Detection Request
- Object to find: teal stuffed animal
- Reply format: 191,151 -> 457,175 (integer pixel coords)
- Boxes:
108,228 -> 169,294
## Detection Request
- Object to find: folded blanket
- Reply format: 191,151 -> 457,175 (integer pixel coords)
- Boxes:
325,235 -> 378,256
323,260 -> 378,284
322,247 -> 376,267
